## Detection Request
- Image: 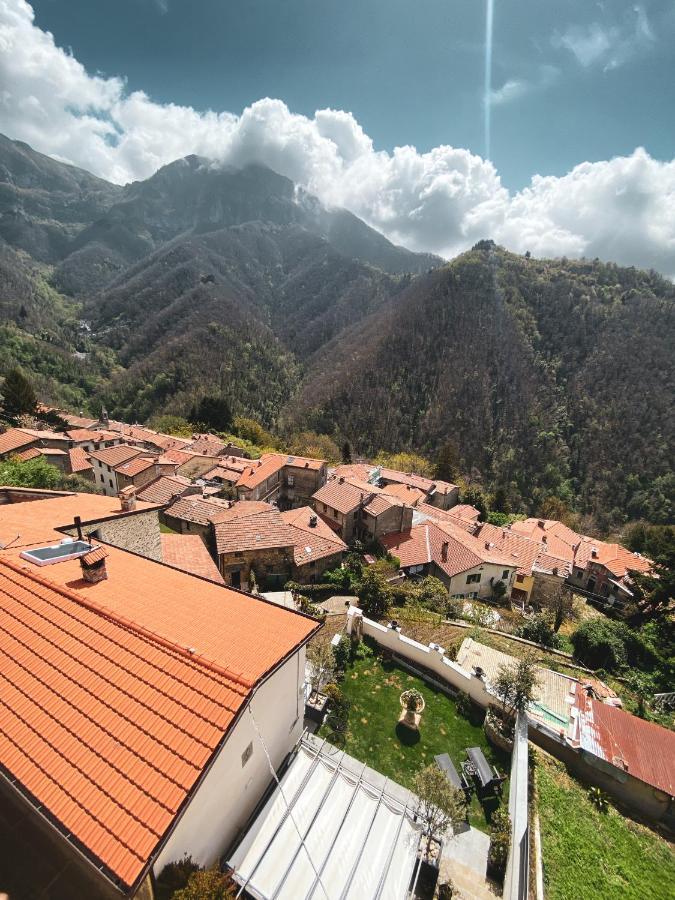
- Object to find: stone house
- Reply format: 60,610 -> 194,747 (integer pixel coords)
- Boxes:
280,506 -> 348,582
236,453 -> 327,507
114,456 -> 178,494
88,445 -> 146,496
214,506 -> 297,590
312,475 -> 413,544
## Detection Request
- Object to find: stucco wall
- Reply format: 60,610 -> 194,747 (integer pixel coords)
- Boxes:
447,561 -> 516,600
152,649 -> 306,876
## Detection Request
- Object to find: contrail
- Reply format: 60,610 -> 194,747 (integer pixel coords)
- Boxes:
484,0 -> 494,160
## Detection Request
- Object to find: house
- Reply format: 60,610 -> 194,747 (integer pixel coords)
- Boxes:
14,445 -> 69,471
114,454 -> 178,494
334,463 -> 459,510
280,506 -> 347,581
311,475 -> 413,543
0,427 -> 41,459
65,428 -> 122,453
88,445 -> 146,496
414,501 -> 482,533
68,446 -> 95,481
0,496 -> 319,898
565,682 -> 675,824
161,494 -> 233,543
136,474 -> 192,505
213,504 -> 296,591
382,519 -> 518,600
236,453 -> 327,507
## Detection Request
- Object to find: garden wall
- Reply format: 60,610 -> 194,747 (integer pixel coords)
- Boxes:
346,608 -> 492,706
504,713 -> 529,900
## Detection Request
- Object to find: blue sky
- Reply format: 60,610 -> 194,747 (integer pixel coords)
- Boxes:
29,0 -> 675,189
2,1 -> 674,273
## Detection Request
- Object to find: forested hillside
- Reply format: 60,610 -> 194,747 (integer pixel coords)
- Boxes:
289,246 -> 675,528
0,134 -> 673,527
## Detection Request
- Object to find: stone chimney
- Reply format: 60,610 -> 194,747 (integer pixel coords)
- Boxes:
309,513 -> 318,527
80,546 -> 108,583
118,486 -> 136,512
441,541 -> 449,561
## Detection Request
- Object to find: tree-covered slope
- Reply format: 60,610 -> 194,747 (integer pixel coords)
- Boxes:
288,246 -> 675,525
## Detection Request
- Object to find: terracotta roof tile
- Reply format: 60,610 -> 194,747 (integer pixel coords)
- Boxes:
214,510 -> 295,555
236,454 -> 286,490
114,457 -> 156,478
88,445 -> 145,468
0,429 -> 37,456
15,447 -> 42,461
161,535 -> 224,584
136,475 -> 191,505
66,429 -> 119,443
280,507 -> 347,566
164,496 -> 233,527
313,477 -> 370,515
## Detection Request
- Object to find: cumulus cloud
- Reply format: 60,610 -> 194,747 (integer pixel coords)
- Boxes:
1,0 -> 674,277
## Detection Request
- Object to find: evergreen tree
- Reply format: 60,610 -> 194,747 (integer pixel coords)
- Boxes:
189,395 -> 232,433
1,368 -> 37,420
433,439 -> 461,482
342,440 -> 352,464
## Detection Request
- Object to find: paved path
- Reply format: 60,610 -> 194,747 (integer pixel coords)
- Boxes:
439,825 -> 502,899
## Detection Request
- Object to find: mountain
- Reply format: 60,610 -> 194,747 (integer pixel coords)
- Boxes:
0,134 -> 673,526
288,245 -> 675,526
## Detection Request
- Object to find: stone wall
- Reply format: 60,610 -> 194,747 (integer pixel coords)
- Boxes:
219,546 -> 293,591
64,509 -> 163,563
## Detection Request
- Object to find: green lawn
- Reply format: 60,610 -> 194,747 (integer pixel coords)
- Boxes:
536,753 -> 675,900
319,641 -> 509,832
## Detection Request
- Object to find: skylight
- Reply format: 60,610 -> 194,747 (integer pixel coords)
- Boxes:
20,540 -> 95,567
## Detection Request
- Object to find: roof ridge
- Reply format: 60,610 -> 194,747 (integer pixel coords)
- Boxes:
0,558 -> 254,691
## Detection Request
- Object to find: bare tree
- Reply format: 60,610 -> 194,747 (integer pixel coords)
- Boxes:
306,637 -> 336,699
494,656 -> 540,718
536,582 -> 574,632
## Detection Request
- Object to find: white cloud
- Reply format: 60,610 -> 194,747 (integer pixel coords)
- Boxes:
553,5 -> 655,71
1,0 -> 674,277
489,66 -> 558,107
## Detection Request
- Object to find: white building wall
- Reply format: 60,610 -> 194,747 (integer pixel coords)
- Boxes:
448,562 -> 516,600
152,647 -> 306,877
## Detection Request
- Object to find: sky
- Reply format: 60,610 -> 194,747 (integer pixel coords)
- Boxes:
1,0 -> 675,274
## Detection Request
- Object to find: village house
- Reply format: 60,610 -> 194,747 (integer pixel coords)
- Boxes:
280,506 -> 348,581
382,518 -> 518,600
0,426 -> 73,460
334,463 -> 460,510
65,428 -> 122,453
0,489 -> 319,899
236,452 -> 327,506
14,445 -> 69,471
161,494 -> 233,544
67,446 -> 95,480
88,445 -> 146,496
114,454 -> 179,494
136,473 -> 193,505
213,504 -> 297,590
312,474 -> 414,543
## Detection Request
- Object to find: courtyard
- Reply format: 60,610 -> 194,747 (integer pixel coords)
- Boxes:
319,639 -> 510,832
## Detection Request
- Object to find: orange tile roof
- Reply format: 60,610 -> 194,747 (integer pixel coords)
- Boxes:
0,490 -> 160,549
284,454 -> 325,472
59,413 -> 99,428
362,492 -> 398,517
380,482 -> 426,506
66,428 -> 119,443
188,436 -> 227,457
214,509 -> 296,555
574,537 -> 652,577
449,504 -> 481,522
68,447 -> 93,473
15,446 -> 42,461
81,545 -> 108,565
509,518 -> 579,562
114,456 -> 156,477
313,476 -> 369,515
0,428 -> 37,456
164,495 -> 233,526
333,463 -> 374,482
161,448 -> 197,465
378,467 -> 457,495
136,475 -> 191,504
281,507 -> 347,566
475,522 -> 543,577
88,445 -> 145,468
161,534 -> 224,584
0,557 -> 251,890
236,454 -> 286,490
415,502 -> 479,533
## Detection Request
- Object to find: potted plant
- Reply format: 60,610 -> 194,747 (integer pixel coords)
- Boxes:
399,688 -> 425,729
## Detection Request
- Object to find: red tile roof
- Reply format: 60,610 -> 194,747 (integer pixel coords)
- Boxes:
0,428 -> 37,456
570,683 -> 675,797
380,482 -> 426,506
59,413 -> 99,428
448,504 -> 481,522
68,447 -> 93,474
415,502 -> 479,533
236,454 -> 286,491
313,477 -> 369,515
280,507 -> 347,566
378,466 -> 457,496
136,475 -> 191,505
161,534 -> 224,584
66,429 -> 119,443
114,456 -> 156,478
164,496 -> 233,527
187,436 -> 227,457
161,448 -> 197,466
15,446 -> 42,461
81,545 -> 108,565
0,558 -> 251,889
214,509 -> 295,555
88,445 -> 145,468
475,522 -> 543,577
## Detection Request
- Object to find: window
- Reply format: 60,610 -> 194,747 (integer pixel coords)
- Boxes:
466,573 -> 480,584
502,570 -> 510,580
241,742 -> 253,766
287,474 -> 294,486
109,479 -> 113,489
323,503 -> 327,513
99,474 -> 105,483
516,574 -> 524,584
353,511 -> 358,520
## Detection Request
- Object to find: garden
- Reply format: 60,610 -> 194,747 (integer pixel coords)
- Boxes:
316,637 -> 510,833
535,753 -> 675,900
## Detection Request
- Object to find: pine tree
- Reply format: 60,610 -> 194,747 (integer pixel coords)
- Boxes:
1,368 -> 37,420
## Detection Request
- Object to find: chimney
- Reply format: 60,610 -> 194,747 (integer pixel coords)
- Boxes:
309,513 -> 318,527
542,535 -> 547,543
538,520 -> 545,528
339,476 -> 345,484
80,547 -> 108,583
591,547 -> 598,558
74,515 -> 84,541
118,487 -> 136,512
441,541 -> 449,561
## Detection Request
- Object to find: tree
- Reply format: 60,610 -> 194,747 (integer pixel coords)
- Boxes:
357,566 -> 391,618
341,440 -> 352,464
517,614 -> 561,649
413,764 -> 466,855
1,367 -> 37,420
535,583 -> 574,632
373,450 -> 433,477
415,575 -> 449,614
0,456 -> 99,493
288,430 -> 341,464
460,485 -> 488,521
150,414 -> 193,436
433,439 -> 461,482
491,579 -> 507,603
570,619 -> 627,671
172,867 -> 236,900
189,395 -> 232,433
306,637 -> 336,698
494,656 -> 540,717
629,526 -> 675,611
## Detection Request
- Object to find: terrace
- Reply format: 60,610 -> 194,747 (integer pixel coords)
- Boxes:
318,639 -> 510,832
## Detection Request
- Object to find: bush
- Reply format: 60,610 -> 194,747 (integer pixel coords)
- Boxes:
487,807 -> 510,881
570,619 -> 657,672
455,691 -> 473,719
517,614 -> 563,649
172,867 -> 236,899
155,855 -> 199,900
333,634 -> 350,672
587,787 -> 609,813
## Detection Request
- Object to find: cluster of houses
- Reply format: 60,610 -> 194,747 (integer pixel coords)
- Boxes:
0,415 -> 652,609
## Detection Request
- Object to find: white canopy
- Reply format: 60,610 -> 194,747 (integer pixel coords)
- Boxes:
229,740 -> 422,900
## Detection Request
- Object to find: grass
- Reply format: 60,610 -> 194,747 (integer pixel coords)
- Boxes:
535,753 -> 675,900
319,640 -> 509,832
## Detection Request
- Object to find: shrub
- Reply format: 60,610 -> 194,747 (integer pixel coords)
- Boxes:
455,691 -> 472,719
155,855 -> 199,900
570,618 -> 658,673
488,808 -> 511,881
172,867 -> 236,899
333,634 -> 350,672
587,787 -> 609,813
401,688 -> 424,712
517,614 -> 562,649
